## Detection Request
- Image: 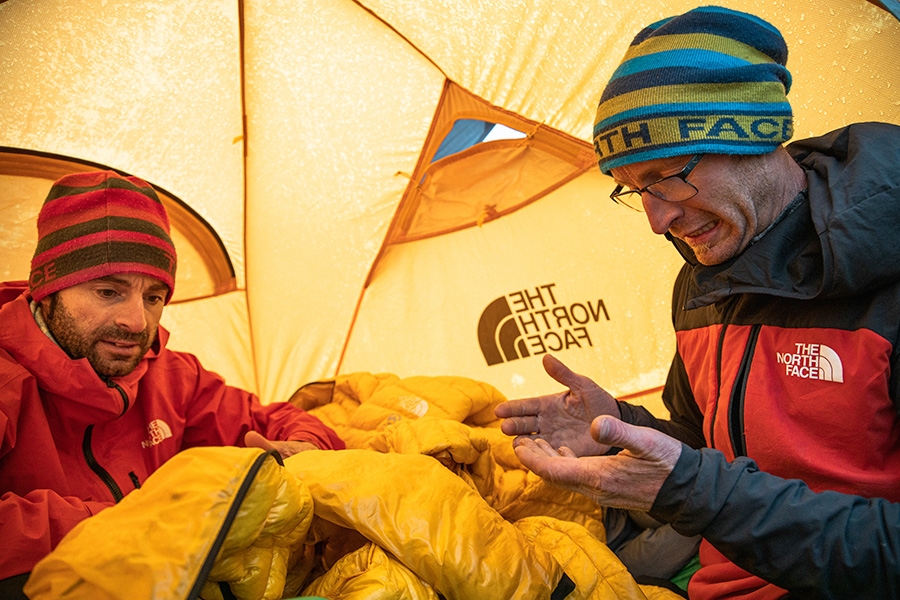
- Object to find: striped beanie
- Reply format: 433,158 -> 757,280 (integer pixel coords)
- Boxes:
29,171 -> 177,303
593,6 -> 793,174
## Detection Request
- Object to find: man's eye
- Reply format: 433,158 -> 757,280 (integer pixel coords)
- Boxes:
97,289 -> 118,298
146,295 -> 164,305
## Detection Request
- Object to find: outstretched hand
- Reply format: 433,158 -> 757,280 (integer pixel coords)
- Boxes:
513,415 -> 682,511
244,431 -> 318,458
494,355 -> 621,456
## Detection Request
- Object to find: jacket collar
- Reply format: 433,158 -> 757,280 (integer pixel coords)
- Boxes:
675,123 -> 900,309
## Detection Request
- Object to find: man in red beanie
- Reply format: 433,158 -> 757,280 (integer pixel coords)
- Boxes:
0,171 -> 345,593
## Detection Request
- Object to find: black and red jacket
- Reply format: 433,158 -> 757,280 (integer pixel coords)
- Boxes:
621,122 -> 900,599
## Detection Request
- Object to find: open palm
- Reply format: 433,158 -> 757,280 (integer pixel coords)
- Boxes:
495,355 -> 620,456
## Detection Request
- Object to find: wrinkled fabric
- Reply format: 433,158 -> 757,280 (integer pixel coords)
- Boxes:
297,371 -> 608,540
300,543 -> 441,599
24,447 -> 314,600
515,515 -> 669,600
285,449 -> 564,599
290,372 -> 684,599
24,373 -> 688,599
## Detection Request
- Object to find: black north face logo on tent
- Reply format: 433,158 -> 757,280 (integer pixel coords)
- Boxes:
477,284 -> 609,366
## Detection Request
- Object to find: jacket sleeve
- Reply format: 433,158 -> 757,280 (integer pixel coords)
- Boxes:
649,444 -> 900,599
176,353 -> 345,451
0,363 -> 115,579
0,490 -> 111,580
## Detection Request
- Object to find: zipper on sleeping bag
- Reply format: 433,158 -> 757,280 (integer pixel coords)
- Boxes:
186,449 -> 284,600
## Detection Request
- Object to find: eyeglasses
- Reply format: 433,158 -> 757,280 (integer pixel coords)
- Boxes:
610,154 -> 704,212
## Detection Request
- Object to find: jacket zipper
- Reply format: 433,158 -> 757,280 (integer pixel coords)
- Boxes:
82,425 -> 124,502
728,324 -> 761,457
103,377 -> 130,415
81,379 -> 132,502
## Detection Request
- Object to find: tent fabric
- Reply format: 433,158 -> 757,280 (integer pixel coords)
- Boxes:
0,0 -> 899,414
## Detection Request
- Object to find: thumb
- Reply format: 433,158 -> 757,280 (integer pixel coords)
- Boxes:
590,415 -> 639,452
542,354 -> 592,391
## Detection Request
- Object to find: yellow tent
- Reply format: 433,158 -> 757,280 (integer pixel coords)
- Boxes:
1,0 -> 898,414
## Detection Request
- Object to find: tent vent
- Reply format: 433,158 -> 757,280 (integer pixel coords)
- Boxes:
386,81 -> 595,245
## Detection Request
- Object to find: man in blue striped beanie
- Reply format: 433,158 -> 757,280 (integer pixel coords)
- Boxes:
497,5 -> 900,599
593,5 -> 806,267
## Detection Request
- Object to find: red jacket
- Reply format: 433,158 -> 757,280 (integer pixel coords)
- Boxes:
0,282 -> 344,579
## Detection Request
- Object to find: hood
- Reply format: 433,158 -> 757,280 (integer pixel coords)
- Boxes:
0,281 -> 168,422
676,122 -> 900,309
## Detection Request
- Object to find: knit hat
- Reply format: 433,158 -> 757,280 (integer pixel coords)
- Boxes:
29,170 -> 177,303
593,5 -> 793,174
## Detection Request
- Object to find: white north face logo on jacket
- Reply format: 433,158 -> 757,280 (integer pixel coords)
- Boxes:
776,343 -> 844,382
141,419 -> 173,448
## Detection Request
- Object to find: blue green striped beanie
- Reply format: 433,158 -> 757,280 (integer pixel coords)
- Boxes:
593,6 -> 793,174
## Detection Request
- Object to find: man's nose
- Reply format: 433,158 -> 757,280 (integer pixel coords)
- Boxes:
643,192 -> 684,235
114,294 -> 148,332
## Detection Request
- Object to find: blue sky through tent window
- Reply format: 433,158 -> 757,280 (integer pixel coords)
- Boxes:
431,120 -> 526,163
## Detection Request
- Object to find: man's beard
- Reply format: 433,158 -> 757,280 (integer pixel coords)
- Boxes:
44,294 -> 155,378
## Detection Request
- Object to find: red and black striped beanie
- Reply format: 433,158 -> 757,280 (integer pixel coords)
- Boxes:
29,170 -> 177,303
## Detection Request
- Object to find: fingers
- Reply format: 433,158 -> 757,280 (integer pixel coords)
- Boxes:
499,415 -> 540,436
558,446 -> 578,458
513,437 -> 577,458
495,398 -> 543,435
513,438 -> 561,467
494,397 -> 542,418
272,440 -> 319,458
244,430 -> 276,451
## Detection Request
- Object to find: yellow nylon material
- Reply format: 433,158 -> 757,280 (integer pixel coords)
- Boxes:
284,449 -> 564,599
302,543 -> 441,599
297,371 -> 610,540
514,516 -> 685,600
24,447 -> 313,600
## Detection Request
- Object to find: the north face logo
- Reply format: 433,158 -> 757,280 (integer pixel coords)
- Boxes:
141,419 -> 173,448
477,284 -> 609,366
776,343 -> 844,383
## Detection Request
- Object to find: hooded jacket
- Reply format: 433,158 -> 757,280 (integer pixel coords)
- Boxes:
0,282 -> 344,581
618,122 -> 900,599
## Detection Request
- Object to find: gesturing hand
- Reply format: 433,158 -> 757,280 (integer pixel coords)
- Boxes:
513,415 -> 683,512
494,355 -> 621,456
